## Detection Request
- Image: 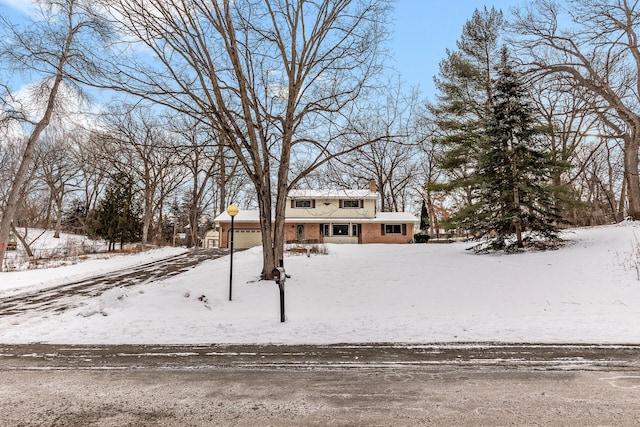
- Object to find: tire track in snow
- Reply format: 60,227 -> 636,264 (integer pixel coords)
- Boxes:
0,248 -> 231,316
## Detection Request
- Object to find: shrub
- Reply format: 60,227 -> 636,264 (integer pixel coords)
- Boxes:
285,243 -> 329,255
414,233 -> 430,243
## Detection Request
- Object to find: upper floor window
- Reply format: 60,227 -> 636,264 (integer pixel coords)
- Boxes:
292,199 -> 315,208
339,199 -> 362,208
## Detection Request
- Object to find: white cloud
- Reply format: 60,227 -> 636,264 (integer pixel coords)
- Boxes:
0,0 -> 38,17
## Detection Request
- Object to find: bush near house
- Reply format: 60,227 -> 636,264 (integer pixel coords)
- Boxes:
414,233 -> 430,243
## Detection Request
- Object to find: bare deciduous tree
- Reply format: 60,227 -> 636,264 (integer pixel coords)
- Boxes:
512,0 -> 640,219
98,0 -> 391,277
330,82 -> 421,212
169,116 -> 219,248
0,0 -> 110,269
35,126 -> 82,238
97,105 -> 189,246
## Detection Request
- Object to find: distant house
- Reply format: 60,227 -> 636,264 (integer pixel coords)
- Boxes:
214,183 -> 419,249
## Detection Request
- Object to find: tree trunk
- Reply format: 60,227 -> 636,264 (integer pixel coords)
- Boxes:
257,184 -> 276,280
156,193 -> 166,245
11,224 -> 34,258
218,145 -> 227,215
376,179 -> 385,212
142,184 -> 153,247
46,190 -> 54,230
513,186 -> 523,247
54,192 -> 63,239
426,193 -> 437,237
618,176 -> 627,220
512,154 -> 523,248
624,134 -> 640,220
272,181 -> 288,275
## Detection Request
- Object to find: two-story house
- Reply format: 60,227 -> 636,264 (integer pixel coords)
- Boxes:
214,183 -> 419,249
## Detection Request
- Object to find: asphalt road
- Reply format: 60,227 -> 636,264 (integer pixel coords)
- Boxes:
1,343 -> 640,426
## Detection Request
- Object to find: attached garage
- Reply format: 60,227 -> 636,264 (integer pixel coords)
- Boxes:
230,229 -> 263,249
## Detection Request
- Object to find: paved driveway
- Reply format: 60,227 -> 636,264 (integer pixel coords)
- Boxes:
0,248 -> 230,316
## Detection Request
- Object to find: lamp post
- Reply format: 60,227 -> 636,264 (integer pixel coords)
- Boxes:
227,204 -> 239,301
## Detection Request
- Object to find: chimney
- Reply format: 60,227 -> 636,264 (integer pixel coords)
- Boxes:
369,180 -> 377,193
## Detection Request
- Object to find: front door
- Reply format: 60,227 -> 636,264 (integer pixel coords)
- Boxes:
352,223 -> 362,244
296,224 -> 305,241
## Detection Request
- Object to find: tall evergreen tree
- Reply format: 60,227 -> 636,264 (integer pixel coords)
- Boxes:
471,48 -> 565,252
87,173 -> 142,251
429,7 -> 504,214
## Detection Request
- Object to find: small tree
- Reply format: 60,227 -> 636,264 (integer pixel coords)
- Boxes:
413,198 -> 431,243
419,199 -> 430,232
87,173 -> 142,251
62,197 -> 89,234
471,48 -> 565,252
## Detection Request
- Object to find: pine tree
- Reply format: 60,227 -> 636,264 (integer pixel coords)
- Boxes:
419,199 -> 430,232
429,7 -> 504,218
87,173 -> 142,251
62,197 -> 89,234
471,48 -> 565,252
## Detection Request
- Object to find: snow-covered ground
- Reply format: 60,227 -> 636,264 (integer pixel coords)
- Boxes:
1,230 -> 187,298
2,230 -> 109,272
1,223 -> 640,345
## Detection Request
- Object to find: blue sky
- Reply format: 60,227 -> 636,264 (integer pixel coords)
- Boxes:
0,0 -> 523,101
391,0 -> 523,99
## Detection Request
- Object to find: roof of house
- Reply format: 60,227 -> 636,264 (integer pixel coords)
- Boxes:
288,189 -> 377,199
375,212 -> 421,223
214,210 -> 263,222
214,210 -> 418,223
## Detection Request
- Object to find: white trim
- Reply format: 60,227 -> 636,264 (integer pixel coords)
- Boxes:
214,210 -> 419,224
289,189 -> 376,199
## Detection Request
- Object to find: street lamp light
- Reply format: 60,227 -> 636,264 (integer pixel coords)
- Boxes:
227,204 -> 239,301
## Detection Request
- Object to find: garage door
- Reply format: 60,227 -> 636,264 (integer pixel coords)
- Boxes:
231,229 -> 263,249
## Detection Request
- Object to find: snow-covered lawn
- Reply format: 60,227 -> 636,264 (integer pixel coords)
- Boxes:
1,223 -> 640,345
1,241 -> 187,299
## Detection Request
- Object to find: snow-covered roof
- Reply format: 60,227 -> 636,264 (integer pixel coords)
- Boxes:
214,209 -> 418,223
288,189 -> 377,199
214,210 -> 264,222
375,212 -> 420,223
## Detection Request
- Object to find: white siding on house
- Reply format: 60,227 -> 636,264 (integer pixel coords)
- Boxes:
286,196 -> 376,219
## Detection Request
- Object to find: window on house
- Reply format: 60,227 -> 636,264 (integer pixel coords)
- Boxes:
293,199 -> 314,208
332,224 -> 349,236
340,199 -> 362,208
385,224 -> 402,234
320,224 -> 329,236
